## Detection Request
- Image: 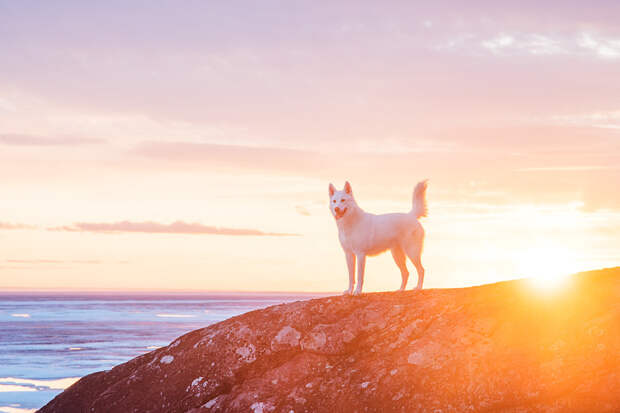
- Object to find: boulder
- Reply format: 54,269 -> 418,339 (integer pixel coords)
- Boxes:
39,268 -> 620,412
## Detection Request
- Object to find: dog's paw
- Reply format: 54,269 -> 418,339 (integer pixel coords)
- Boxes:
343,289 -> 353,296
414,285 -> 423,291
352,289 -> 363,296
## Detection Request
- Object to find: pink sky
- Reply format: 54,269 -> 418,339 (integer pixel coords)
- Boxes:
1,1 -> 619,291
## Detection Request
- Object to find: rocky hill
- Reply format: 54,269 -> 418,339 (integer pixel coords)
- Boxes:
39,268 -> 620,413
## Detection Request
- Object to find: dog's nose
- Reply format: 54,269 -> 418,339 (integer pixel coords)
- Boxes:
335,207 -> 341,213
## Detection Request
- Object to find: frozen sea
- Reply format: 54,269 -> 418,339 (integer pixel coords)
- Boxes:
0,292 -> 325,412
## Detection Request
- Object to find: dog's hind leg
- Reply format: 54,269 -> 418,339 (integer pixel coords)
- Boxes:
391,247 -> 409,291
403,232 -> 425,290
411,253 -> 425,290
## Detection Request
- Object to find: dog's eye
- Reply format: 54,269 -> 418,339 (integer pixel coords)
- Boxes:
340,199 -> 344,202
333,200 -> 336,203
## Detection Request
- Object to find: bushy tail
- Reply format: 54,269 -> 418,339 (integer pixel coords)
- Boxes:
411,180 -> 428,218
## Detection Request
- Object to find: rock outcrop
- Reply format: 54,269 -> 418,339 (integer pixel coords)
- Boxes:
40,268 -> 620,412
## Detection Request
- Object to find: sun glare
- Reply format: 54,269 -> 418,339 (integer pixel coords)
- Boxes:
519,245 -> 577,291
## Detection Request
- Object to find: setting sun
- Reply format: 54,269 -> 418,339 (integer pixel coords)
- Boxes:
520,245 -> 578,291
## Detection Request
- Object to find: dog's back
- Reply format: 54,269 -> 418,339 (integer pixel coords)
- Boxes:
356,212 -> 422,256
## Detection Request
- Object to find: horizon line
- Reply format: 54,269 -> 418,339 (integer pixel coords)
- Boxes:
0,287 -> 336,295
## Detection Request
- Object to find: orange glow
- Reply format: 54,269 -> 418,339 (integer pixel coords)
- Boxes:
520,245 -> 577,291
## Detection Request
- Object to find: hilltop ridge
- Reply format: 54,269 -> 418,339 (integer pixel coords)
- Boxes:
40,268 -> 620,412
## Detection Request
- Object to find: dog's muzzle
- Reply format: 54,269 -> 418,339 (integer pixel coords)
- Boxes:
334,207 -> 348,220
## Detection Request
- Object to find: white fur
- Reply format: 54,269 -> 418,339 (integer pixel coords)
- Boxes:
329,180 -> 427,295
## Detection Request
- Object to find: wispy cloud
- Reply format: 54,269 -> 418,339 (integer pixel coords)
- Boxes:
548,110 -> 620,129
131,140 -> 459,179
133,141 -> 315,166
295,205 -> 311,216
49,221 -> 298,236
0,97 -> 16,112
441,31 -> 620,59
0,222 -> 34,230
434,33 -> 475,51
481,33 -> 564,56
516,166 -> 619,172
6,259 -> 102,264
0,133 -> 106,146
577,33 -> 620,59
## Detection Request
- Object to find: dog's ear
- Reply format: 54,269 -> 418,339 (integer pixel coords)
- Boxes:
329,183 -> 336,197
344,181 -> 352,194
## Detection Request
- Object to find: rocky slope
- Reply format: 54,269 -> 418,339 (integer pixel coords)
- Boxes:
40,268 -> 620,413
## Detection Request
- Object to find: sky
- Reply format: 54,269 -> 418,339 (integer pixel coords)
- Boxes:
1,1 -> 619,292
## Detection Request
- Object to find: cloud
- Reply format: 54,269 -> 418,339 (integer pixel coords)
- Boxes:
578,33 -> 620,59
133,141 -> 317,166
49,221 -> 298,236
434,33 -> 476,51
442,31 -> 620,59
0,133 -> 106,146
7,259 -> 63,264
6,259 -> 102,264
0,97 -> 16,112
132,141 -> 338,177
131,140 -> 459,181
481,34 -> 515,52
481,33 -> 564,56
516,166 -> 619,172
0,222 -> 34,230
548,110 -> 620,129
295,205 -> 311,216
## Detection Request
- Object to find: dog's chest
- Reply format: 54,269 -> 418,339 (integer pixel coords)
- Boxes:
337,222 -> 371,252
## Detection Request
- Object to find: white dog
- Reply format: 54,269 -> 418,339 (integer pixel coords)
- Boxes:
329,180 -> 428,295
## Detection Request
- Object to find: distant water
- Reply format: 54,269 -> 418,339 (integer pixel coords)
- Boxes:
0,292 -> 325,413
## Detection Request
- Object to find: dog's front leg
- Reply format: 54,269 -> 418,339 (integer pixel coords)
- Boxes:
353,254 -> 366,295
343,251 -> 356,295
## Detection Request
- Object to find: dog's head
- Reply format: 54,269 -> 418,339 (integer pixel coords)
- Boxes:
328,181 -> 354,220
